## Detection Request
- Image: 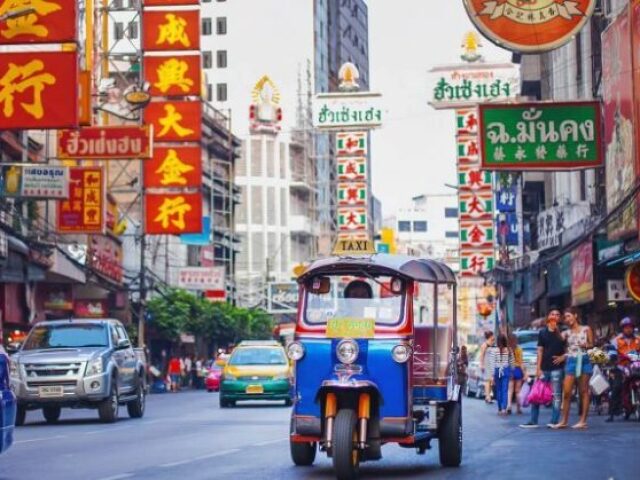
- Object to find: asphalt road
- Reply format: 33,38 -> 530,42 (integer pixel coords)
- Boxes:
0,390 -> 638,480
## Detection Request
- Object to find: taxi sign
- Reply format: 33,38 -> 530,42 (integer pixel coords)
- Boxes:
326,318 -> 375,339
332,235 -> 376,256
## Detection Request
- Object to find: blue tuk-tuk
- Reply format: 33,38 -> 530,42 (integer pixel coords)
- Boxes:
287,254 -> 461,479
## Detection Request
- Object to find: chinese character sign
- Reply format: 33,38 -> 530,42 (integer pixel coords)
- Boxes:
479,102 -> 602,170
0,0 -> 77,44
337,157 -> 366,181
460,250 -> 495,277
144,146 -> 201,188
142,10 -> 200,52
144,54 -> 201,97
337,207 -> 367,232
337,182 -> 367,207
143,0 -> 200,5
57,167 -> 104,234
336,132 -> 367,156
143,101 -> 201,142
0,51 -> 78,129
145,192 -> 202,234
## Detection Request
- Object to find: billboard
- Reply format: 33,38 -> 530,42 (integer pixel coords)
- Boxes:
57,167 -> 104,234
58,126 -> 153,160
177,266 -> 225,291
0,164 -> 68,199
267,282 -> 299,314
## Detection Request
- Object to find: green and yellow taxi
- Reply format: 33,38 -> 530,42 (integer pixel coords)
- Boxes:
219,341 -> 292,408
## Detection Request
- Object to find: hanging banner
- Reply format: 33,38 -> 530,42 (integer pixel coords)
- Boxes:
145,192 -> 202,235
144,54 -> 202,97
336,132 -> 367,156
633,1 -> 640,241
337,182 -> 367,207
337,207 -> 367,232
58,126 -> 153,160
0,0 -> 78,45
479,102 -> 602,170
460,220 -> 494,249
463,0 -> 597,53
144,146 -> 202,188
459,190 -> 493,220
142,10 -> 200,52
460,249 -> 495,277
337,156 -> 366,182
0,164 -> 68,199
57,167 -> 105,234
495,185 -> 517,212
0,51 -> 78,129
313,92 -> 383,130
143,101 -> 201,142
603,10 -> 636,241
571,241 -> 594,306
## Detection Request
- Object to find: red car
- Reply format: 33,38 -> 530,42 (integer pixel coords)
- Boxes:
205,364 -> 223,392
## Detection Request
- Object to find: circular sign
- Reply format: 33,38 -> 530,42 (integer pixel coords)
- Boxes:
625,263 -> 640,303
463,0 -> 597,53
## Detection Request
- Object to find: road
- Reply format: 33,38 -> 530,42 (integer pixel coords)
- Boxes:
0,391 -> 637,480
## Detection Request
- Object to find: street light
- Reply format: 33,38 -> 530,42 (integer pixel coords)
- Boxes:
0,8 -> 36,22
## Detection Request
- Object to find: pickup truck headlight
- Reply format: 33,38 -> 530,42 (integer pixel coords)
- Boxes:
9,361 -> 20,380
85,358 -> 103,376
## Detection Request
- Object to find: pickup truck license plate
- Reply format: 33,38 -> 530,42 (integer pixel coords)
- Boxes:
38,386 -> 64,398
246,385 -> 264,394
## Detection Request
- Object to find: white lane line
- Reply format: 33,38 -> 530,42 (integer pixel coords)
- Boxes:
252,438 -> 288,447
159,448 -> 241,468
84,425 -> 132,435
14,434 -> 68,445
95,474 -> 134,480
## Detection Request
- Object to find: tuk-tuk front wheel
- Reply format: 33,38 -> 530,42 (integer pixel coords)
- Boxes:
333,409 -> 360,480
438,400 -> 462,467
290,439 -> 316,466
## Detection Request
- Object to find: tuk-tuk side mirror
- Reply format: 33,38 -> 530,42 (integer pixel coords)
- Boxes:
390,277 -> 404,295
307,276 -> 331,295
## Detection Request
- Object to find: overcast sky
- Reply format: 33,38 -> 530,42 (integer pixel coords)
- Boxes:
367,1 -> 511,216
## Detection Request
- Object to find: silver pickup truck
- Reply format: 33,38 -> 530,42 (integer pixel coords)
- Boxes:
10,319 -> 146,425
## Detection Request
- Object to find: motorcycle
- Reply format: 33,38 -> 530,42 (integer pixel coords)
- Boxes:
625,353 -> 640,422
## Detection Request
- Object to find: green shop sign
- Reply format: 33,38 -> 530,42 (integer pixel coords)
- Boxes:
479,102 -> 602,170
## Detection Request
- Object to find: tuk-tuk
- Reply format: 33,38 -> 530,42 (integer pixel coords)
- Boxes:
287,253 -> 461,479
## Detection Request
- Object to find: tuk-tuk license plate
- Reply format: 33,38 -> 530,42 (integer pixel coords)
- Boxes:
38,386 -> 64,398
246,385 -> 264,394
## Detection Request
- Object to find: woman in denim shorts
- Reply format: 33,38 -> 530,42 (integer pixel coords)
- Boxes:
552,307 -> 593,429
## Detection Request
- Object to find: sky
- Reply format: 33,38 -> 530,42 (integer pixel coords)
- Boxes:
367,0 -> 511,217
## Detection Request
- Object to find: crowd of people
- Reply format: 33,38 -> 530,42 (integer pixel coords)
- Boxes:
167,355 -> 210,392
469,308 -> 640,430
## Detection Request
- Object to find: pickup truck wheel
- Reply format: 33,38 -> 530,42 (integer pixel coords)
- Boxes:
98,382 -> 119,423
127,374 -> 146,419
43,406 -> 61,424
15,405 -> 26,427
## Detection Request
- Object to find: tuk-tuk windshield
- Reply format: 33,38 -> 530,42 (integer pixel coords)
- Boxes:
304,276 -> 405,326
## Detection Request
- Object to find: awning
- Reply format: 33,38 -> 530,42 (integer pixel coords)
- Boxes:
599,250 -> 640,268
47,248 -> 86,284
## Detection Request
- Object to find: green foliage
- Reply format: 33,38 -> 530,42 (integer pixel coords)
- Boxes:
146,289 -> 275,345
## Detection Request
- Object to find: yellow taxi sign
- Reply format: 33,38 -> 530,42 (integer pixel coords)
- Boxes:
326,318 -> 375,339
332,235 -> 376,256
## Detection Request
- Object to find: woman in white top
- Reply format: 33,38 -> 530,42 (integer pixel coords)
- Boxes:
552,307 -> 593,429
479,331 -> 496,403
488,334 -> 515,415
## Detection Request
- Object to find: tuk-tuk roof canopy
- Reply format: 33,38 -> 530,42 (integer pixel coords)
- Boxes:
299,254 -> 457,285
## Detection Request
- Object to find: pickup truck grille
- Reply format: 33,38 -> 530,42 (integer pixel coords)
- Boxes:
24,363 -> 83,378
27,380 -> 78,388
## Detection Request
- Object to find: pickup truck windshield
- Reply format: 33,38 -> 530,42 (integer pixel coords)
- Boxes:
22,324 -> 109,350
229,347 -> 287,366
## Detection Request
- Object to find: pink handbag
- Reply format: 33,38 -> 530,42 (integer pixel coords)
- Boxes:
527,379 -> 553,406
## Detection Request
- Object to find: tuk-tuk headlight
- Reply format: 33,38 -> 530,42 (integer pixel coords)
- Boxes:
392,344 -> 412,363
287,342 -> 305,361
336,339 -> 359,365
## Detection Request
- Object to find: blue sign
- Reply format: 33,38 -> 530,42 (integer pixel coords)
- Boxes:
495,187 -> 517,212
496,213 -> 518,246
377,242 -> 390,253
180,216 -> 211,245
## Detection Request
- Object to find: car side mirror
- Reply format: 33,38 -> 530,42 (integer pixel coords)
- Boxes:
6,343 -> 18,354
117,338 -> 131,350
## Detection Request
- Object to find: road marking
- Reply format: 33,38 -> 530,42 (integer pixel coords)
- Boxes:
14,434 -> 67,445
95,474 -> 133,480
252,437 -> 288,447
84,425 -> 132,435
159,448 -> 241,468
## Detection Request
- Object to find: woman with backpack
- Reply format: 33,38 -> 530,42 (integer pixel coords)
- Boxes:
488,334 -> 515,415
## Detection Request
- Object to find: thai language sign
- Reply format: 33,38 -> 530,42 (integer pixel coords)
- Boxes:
479,102 -> 602,170
58,126 -> 153,160
313,92 -> 383,130
0,164 -> 68,199
267,282 -> 299,314
57,167 -> 104,234
429,63 -> 518,110
177,266 -> 225,291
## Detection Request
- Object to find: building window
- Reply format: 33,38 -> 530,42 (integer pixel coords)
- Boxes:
444,207 -> 458,218
445,231 -> 459,239
206,84 -> 213,102
202,51 -> 212,69
413,221 -> 428,232
216,83 -> 227,101
202,17 -> 212,36
216,17 -> 227,35
216,50 -> 227,68
398,221 -> 411,232
127,22 -> 138,39
114,22 -> 124,40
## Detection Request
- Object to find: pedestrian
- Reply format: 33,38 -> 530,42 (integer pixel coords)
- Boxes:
168,354 -> 182,393
195,357 -> 204,389
552,307 -> 593,429
508,333 -> 525,415
479,331 -> 496,403
607,317 -> 640,422
520,308 -> 566,428
489,334 -> 514,415
457,345 -> 469,392
183,355 -> 192,388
